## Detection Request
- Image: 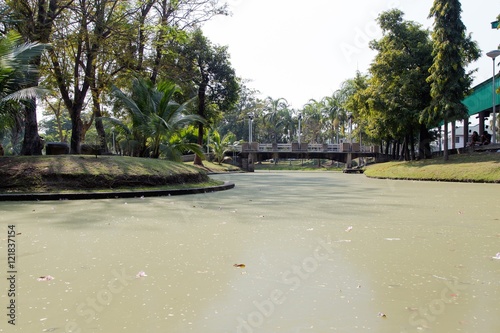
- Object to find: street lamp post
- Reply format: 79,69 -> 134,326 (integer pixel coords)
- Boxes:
298,112 -> 302,146
347,112 -> 353,151
486,50 -> 500,144
248,113 -> 254,144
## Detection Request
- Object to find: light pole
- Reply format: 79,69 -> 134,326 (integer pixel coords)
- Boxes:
347,112 -> 353,150
248,113 -> 254,143
298,112 -> 302,146
486,50 -> 500,144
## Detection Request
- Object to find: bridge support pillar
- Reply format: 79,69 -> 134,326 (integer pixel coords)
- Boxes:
346,153 -> 352,169
248,153 -> 255,172
242,153 -> 255,172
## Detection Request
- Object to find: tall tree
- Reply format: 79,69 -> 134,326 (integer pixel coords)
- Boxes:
366,9 -> 434,160
218,80 -> 262,141
47,0 -> 135,153
320,91 -> 346,144
301,99 -> 324,143
423,0 -> 480,160
263,97 -> 289,143
149,0 -> 229,84
5,0 -> 72,155
176,29 -> 239,165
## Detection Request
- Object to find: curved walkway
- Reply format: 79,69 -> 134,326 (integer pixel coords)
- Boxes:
0,181 -> 235,202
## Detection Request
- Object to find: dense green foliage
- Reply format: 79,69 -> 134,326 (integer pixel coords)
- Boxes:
109,78 -> 204,159
0,1 -> 484,163
0,0 -> 234,158
423,0 -> 480,160
352,10 -> 434,159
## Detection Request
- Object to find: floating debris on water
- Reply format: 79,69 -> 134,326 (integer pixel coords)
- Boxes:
233,264 -> 246,268
136,271 -> 147,278
37,275 -> 54,282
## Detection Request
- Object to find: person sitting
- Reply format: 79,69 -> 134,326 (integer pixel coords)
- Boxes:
470,131 -> 480,146
481,131 -> 491,145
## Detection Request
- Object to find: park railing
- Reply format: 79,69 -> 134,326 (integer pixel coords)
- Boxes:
232,143 -> 378,153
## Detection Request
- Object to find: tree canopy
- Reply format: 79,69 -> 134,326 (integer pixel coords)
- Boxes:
423,0 -> 480,160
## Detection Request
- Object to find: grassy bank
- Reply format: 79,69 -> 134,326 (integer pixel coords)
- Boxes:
364,151 -> 500,183
0,155 -> 218,193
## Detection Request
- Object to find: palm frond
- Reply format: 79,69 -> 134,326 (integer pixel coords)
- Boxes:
2,87 -> 48,102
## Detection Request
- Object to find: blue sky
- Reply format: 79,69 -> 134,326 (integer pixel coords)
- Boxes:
202,0 -> 499,108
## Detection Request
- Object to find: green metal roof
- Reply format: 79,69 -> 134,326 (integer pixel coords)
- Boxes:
463,74 -> 500,116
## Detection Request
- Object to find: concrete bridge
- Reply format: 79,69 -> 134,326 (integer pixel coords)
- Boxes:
231,142 -> 380,171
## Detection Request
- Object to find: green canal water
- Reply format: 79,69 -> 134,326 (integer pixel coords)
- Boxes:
0,172 -> 499,333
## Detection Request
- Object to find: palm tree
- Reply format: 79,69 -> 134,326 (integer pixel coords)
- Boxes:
263,97 -> 289,143
110,78 -> 204,159
0,32 -> 46,102
0,31 -> 48,155
302,99 -> 324,143
0,31 -> 47,132
209,129 -> 235,164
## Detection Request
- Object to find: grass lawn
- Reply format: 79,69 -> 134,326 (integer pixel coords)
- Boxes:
0,155 -> 217,193
364,151 -> 500,183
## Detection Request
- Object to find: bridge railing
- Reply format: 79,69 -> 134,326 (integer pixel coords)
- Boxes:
231,143 -> 378,153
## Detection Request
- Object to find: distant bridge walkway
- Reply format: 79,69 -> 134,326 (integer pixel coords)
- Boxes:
231,142 -> 382,171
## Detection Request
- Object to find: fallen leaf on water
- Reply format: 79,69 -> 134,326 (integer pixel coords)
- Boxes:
37,275 -> 54,282
233,264 -> 246,268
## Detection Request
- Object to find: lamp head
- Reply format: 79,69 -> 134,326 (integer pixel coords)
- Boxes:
486,50 -> 500,59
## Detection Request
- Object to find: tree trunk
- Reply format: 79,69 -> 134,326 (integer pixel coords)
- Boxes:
451,120 -> 456,150
91,88 -> 107,153
443,120 -> 449,161
410,130 -> 416,161
70,110 -> 83,154
20,102 -> 43,155
401,136 -> 409,161
95,116 -> 107,153
418,124 -> 432,159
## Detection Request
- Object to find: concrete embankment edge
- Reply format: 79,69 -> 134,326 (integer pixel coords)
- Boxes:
0,181 -> 235,202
